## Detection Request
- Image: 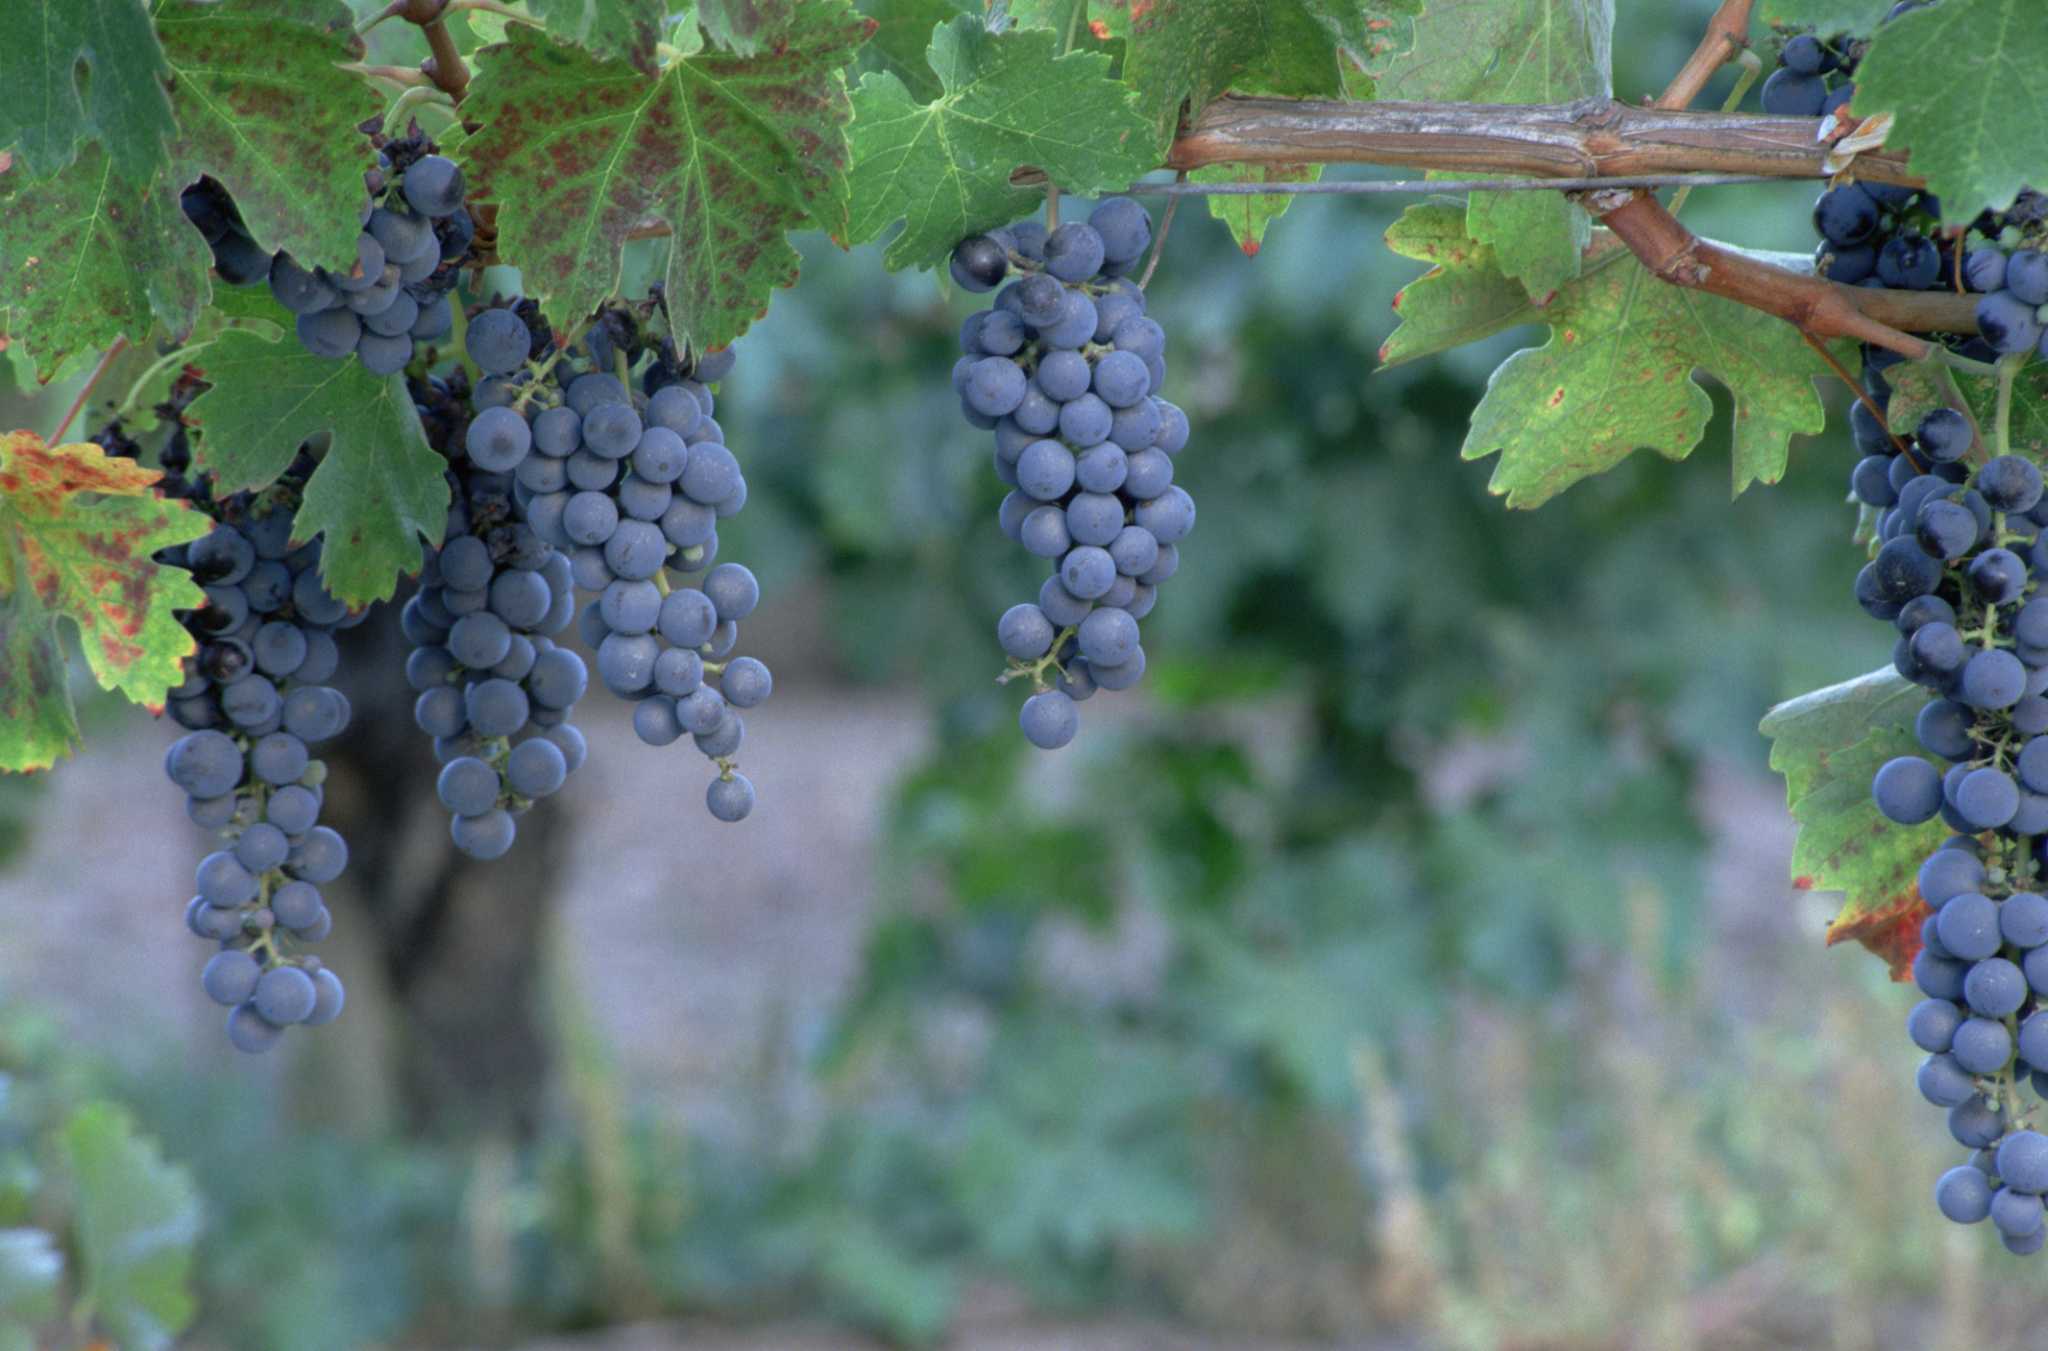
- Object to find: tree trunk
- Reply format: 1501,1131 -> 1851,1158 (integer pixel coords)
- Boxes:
317,589 -> 565,1138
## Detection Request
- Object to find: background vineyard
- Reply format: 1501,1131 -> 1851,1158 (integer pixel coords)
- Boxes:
3,0 -> 2041,1347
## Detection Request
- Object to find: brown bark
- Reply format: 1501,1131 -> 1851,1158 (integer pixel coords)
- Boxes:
1584,189 -> 1962,360
1164,95 -> 1919,189
1655,0 -> 1754,111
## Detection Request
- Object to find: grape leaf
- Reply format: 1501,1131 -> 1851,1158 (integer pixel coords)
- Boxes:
846,17 -> 1154,271
1755,0 -> 1898,35
0,0 -> 176,185
1374,0 -> 1611,298
1852,0 -> 2048,224
1119,0 -> 1357,151
1190,163 -> 1321,255
1387,213 -> 1837,506
0,145 -> 213,382
0,431 -> 209,774
464,9 -> 871,352
62,1102 -> 201,1351
699,0 -> 797,55
855,0 -> 975,103
152,0 -> 380,271
1377,202 -> 1541,365
1760,667 -> 1941,980
1884,358 -> 2048,459
525,0 -> 666,71
183,327 -> 447,605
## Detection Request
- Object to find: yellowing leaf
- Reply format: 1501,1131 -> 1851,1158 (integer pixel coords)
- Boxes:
1761,667 -> 1943,980
0,431 -> 209,772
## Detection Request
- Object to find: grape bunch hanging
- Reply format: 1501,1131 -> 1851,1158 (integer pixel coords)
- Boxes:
1841,145 -> 2048,1245
157,441 -> 359,1053
947,197 -> 1194,750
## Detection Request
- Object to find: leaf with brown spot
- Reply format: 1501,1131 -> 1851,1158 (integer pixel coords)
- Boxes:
0,143 -> 213,381
1379,203 -> 1541,367
464,8 -> 871,352
183,325 -> 448,605
0,431 -> 210,773
1760,667 -> 1946,981
1388,206 -> 1838,506
153,0 -> 381,271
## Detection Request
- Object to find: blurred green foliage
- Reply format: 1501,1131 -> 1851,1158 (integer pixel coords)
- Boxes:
5,3 -> 1978,1345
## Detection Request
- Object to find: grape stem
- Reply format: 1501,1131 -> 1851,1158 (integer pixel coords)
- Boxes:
1799,332 -> 1919,464
49,338 -> 130,444
381,84 -> 455,138
998,624 -> 1081,692
1652,0 -> 1753,114
1995,355 -> 2021,462
1136,171 -> 1184,291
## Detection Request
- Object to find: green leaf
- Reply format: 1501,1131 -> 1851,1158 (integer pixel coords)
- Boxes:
1761,667 -> 1940,979
1755,1 -> 1901,34
1399,225 -> 1837,506
1191,163 -> 1321,255
0,430 -> 210,773
1378,202 -> 1542,366
183,327 -> 448,605
846,17 -> 1155,271
0,0 -> 176,184
1852,0 -> 2048,223
61,1102 -> 201,1351
524,0 -> 667,71
698,0 -> 800,55
1885,358 -> 2048,459
1375,0 -> 1611,298
464,9 -> 871,352
153,0 -> 381,271
0,144 -> 213,381
1119,0 -> 1359,150
854,0 -> 974,104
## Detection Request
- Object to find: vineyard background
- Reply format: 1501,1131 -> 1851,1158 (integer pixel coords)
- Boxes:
2,0 -> 2038,1347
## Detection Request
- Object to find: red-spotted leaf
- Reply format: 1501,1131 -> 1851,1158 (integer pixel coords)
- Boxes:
183,327 -> 447,605
464,9 -> 871,352
0,145 -> 213,382
1760,667 -> 1942,981
0,431 -> 211,773
153,0 -> 380,271
1191,164 -> 1321,255
1377,202 -> 1541,366
0,0 -> 176,185
1384,208 -> 1839,506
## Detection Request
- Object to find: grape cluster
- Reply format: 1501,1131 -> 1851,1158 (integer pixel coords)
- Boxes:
947,197 -> 1194,751
1766,10 -> 1961,295
190,131 -> 474,377
160,459 -> 359,1053
427,304 -> 767,822
400,313 -> 588,860
1966,244 -> 2048,362
1857,409 -> 2048,1250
